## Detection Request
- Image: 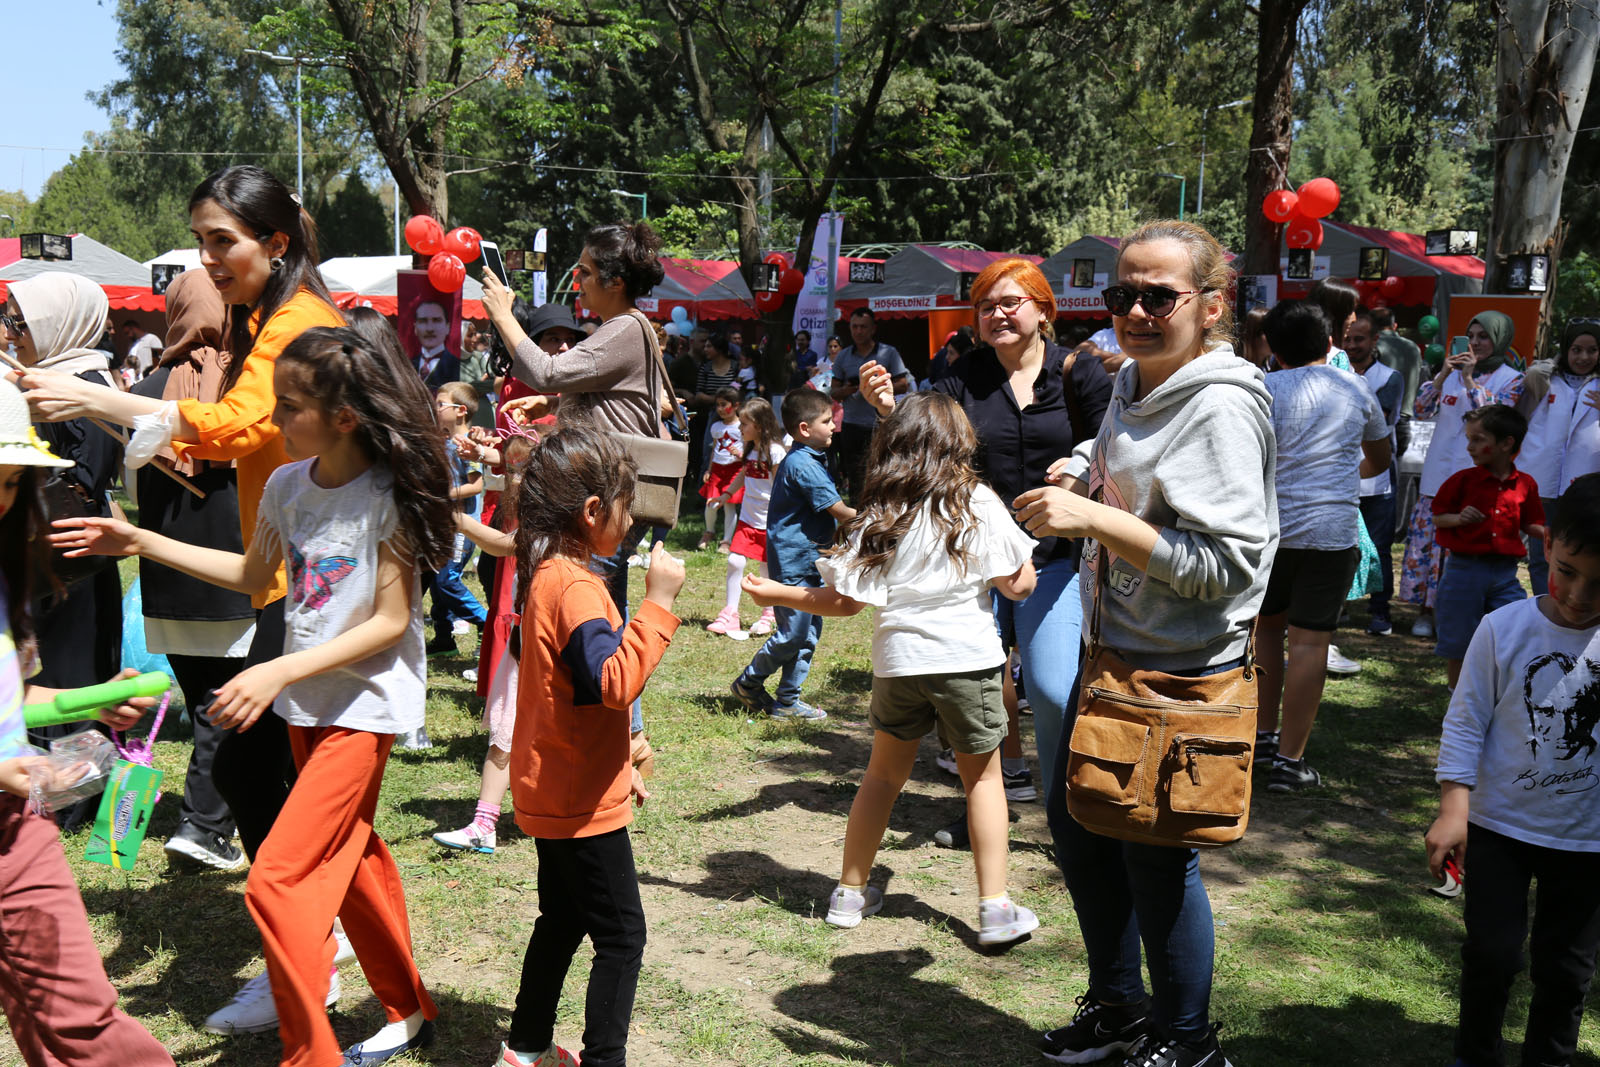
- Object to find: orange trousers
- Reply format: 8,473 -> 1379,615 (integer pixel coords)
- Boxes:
245,725 -> 436,1067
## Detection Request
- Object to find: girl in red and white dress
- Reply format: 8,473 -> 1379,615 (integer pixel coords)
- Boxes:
706,398 -> 788,639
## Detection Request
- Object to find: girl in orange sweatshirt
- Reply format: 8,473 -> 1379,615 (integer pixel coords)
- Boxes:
495,425 -> 684,1067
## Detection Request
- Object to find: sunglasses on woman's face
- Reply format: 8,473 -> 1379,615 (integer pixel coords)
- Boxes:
0,313 -> 26,334
1100,285 -> 1211,319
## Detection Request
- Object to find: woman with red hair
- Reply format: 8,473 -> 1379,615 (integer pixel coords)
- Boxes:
862,257 -> 1111,843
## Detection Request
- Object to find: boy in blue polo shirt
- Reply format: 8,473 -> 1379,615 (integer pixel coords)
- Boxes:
730,389 -> 855,720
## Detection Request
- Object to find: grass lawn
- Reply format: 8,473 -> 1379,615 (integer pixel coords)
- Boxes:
10,527 -> 1597,1066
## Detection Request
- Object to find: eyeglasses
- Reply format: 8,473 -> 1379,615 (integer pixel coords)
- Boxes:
0,313 -> 26,334
1100,285 -> 1214,318
976,295 -> 1030,318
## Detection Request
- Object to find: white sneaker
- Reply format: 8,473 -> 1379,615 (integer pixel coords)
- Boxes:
433,824 -> 497,854
463,667 -> 479,683
1326,644 -> 1362,675
333,926 -> 356,967
1411,614 -> 1435,638
825,885 -> 884,929
935,748 -> 960,776
977,897 -> 1039,945
452,619 -> 473,636
204,970 -> 340,1035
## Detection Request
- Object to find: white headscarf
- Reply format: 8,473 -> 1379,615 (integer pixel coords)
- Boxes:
10,273 -> 115,383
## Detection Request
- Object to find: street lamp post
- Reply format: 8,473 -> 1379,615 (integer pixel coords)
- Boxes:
243,48 -> 339,195
1196,99 -> 1249,216
1156,173 -> 1187,221
609,188 -> 648,219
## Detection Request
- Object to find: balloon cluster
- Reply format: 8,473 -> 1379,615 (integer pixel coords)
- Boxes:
664,304 -> 696,337
754,252 -> 805,314
1417,314 -> 1444,370
403,215 -> 482,292
1261,178 -> 1341,250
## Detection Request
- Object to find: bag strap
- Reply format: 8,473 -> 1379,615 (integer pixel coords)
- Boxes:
628,310 -> 690,434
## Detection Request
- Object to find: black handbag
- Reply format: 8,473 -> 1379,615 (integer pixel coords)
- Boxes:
39,472 -> 115,590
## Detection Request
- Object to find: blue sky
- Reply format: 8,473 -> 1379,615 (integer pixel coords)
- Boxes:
2,0 -> 121,198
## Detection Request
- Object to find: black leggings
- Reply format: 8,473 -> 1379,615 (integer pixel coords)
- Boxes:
508,828 -> 646,1067
211,600 -> 295,860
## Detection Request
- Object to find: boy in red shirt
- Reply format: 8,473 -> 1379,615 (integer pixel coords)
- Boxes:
1432,404 -> 1547,688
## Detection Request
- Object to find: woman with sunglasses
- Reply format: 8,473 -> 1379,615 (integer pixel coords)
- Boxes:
1516,317 -> 1600,592
1013,220 -> 1275,1067
17,165 -> 349,1039
859,258 -> 1112,841
1398,311 -> 1524,638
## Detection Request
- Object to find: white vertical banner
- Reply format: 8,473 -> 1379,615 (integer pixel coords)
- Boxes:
532,228 -> 548,305
792,212 -> 843,342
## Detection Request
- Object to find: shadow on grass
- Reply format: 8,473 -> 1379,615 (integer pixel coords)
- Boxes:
1226,994 -> 1455,1065
770,947 -> 1035,1062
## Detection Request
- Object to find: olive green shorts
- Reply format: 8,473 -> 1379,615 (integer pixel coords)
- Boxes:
868,666 -> 1008,755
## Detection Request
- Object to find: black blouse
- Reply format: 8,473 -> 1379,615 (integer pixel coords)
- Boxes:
932,340 -> 1113,567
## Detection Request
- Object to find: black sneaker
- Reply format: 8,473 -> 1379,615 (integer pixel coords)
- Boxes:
1253,730 -> 1279,766
164,823 -> 246,871
1003,765 -> 1038,802
1040,993 -> 1152,1064
1366,611 -> 1393,636
1119,1025 -> 1231,1067
425,634 -> 457,658
1267,755 -> 1322,792
729,676 -> 774,713
932,814 -> 969,850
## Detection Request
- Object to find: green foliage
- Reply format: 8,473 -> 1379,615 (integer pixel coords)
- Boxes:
317,172 -> 392,259
1551,251 -> 1600,344
29,150 -> 190,261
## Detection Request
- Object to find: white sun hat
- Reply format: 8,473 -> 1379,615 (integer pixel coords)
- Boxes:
0,378 -> 71,468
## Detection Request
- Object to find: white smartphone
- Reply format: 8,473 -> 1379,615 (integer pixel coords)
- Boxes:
480,240 -> 508,286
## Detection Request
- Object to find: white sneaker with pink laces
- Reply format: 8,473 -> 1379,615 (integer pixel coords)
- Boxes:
749,607 -> 777,636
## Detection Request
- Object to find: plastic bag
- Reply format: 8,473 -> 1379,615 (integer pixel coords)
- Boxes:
27,729 -> 119,815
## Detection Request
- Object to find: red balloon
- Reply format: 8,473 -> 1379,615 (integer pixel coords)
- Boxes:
1380,275 -> 1405,300
1296,177 -> 1341,219
763,251 -> 788,267
427,253 -> 466,292
1285,215 -> 1324,250
404,215 -> 443,256
779,268 -> 804,296
1261,190 -> 1299,224
754,289 -> 783,313
442,227 -> 482,264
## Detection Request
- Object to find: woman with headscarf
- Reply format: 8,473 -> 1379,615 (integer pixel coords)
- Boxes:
1399,310 -> 1524,637
1,276 -> 123,684
129,269 -> 256,872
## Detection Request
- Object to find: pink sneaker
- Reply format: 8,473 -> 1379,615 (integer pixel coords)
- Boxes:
495,1043 -> 580,1066
749,607 -> 777,636
705,607 -> 743,635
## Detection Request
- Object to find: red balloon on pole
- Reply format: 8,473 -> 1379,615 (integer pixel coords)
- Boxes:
1261,190 -> 1299,223
442,227 -> 482,264
427,253 -> 466,292
1284,215 -> 1323,250
1296,178 -> 1341,219
404,215 -> 443,256
1380,275 -> 1405,301
779,268 -> 804,296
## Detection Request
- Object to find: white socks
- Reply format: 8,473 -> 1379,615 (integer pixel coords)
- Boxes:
362,1009 -> 425,1049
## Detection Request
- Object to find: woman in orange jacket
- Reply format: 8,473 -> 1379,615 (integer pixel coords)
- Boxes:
20,165 -> 346,1038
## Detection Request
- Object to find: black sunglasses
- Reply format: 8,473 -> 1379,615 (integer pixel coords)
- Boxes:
1101,285 -> 1215,319
0,313 -> 25,334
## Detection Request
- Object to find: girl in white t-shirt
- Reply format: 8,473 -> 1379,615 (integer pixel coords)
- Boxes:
697,387 -> 745,551
743,393 -> 1041,945
707,398 -> 787,638
53,326 -> 449,1065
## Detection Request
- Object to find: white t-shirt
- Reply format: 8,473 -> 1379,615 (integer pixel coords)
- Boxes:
128,333 -> 163,375
1435,597 -> 1600,852
1358,359 -> 1401,497
708,418 -> 743,467
817,484 -> 1036,677
1090,327 -> 1122,355
738,441 -> 788,530
256,460 -> 425,734
1561,378 -> 1600,493
1266,364 -> 1389,550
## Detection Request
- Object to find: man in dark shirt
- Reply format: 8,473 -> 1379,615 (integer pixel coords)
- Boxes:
831,308 -> 908,501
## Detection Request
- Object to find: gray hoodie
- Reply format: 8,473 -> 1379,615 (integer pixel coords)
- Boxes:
1080,344 -> 1278,671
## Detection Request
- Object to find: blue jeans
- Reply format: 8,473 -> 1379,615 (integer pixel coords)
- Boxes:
738,577 -> 823,707
1526,496 -> 1556,597
1046,653 -> 1219,1040
1358,488 -> 1396,615
992,557 -> 1082,789
1433,553 -> 1526,660
429,531 -> 487,633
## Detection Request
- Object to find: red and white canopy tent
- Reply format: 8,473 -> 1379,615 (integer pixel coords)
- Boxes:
833,245 -> 1045,365
0,235 -> 165,317
1273,221 -> 1485,323
564,257 -> 759,323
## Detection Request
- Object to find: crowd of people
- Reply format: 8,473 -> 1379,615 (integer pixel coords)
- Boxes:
0,162 -> 1593,1067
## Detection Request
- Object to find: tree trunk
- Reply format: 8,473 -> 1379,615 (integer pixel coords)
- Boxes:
1242,0 -> 1311,275
1487,0 -> 1600,355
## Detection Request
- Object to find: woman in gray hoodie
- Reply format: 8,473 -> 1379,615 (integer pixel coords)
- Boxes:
1015,220 -> 1278,1067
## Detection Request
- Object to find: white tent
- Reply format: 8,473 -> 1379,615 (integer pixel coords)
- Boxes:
319,255 -> 485,301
